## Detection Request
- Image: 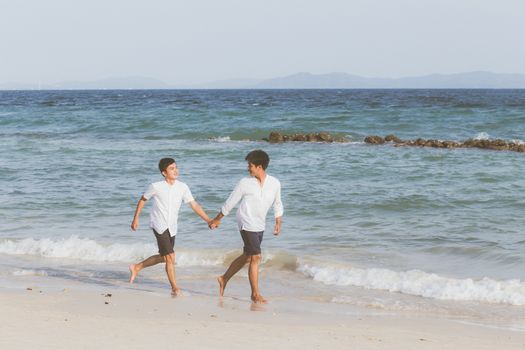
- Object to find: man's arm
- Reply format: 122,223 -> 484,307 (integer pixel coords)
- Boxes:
189,200 -> 212,225
131,196 -> 147,231
273,183 -> 284,235
209,180 -> 244,229
274,216 -> 282,235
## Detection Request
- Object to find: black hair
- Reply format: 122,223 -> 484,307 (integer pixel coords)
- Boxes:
158,158 -> 176,173
245,150 -> 270,170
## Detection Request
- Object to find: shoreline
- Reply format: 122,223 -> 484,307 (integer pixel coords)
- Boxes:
2,282 -> 525,350
2,250 -> 525,331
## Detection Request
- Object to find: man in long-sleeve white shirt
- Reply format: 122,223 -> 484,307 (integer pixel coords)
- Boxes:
210,150 -> 283,304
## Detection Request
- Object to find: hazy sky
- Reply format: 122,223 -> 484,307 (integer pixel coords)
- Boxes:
1,0 -> 524,85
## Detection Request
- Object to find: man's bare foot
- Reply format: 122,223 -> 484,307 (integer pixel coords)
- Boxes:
171,288 -> 181,296
217,276 -> 226,296
251,294 -> 267,304
129,264 -> 137,284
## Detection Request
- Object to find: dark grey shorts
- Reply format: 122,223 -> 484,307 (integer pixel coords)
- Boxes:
240,230 -> 264,256
153,229 -> 175,256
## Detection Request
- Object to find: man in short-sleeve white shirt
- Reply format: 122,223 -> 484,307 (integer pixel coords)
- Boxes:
210,150 -> 283,304
129,158 -> 211,296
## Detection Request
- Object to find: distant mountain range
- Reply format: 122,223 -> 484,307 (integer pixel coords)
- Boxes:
247,71 -> 525,89
2,71 -> 525,90
0,76 -> 172,90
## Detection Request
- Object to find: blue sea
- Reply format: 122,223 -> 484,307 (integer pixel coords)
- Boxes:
1,89 -> 524,326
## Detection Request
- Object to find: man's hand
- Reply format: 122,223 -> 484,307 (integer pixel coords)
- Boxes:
273,218 -> 281,236
209,212 -> 224,230
208,219 -> 221,230
131,218 -> 139,231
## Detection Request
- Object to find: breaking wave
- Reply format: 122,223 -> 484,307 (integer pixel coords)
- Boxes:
0,236 -> 226,266
298,263 -> 525,306
2,236 -> 524,306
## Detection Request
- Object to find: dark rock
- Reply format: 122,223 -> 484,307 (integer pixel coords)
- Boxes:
443,141 -> 458,148
414,138 -> 426,146
269,131 -> 284,143
292,134 -> 307,142
384,134 -> 402,143
264,131 -> 343,143
318,132 -> 334,142
462,139 -> 475,148
306,133 -> 317,142
489,139 -> 509,151
265,132 -> 521,152
365,135 -> 524,154
364,136 -> 385,144
334,135 -> 350,143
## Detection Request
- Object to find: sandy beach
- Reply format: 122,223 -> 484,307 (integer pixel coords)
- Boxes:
1,285 -> 524,350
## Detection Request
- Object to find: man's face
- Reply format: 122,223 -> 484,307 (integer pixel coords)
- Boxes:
162,162 -> 179,180
247,162 -> 262,176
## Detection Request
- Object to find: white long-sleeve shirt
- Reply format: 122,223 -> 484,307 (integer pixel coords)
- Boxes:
143,180 -> 194,237
221,175 -> 283,232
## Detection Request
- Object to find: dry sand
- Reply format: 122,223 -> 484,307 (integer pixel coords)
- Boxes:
1,287 -> 524,350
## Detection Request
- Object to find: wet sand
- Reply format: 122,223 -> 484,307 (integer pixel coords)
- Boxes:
1,286 -> 524,350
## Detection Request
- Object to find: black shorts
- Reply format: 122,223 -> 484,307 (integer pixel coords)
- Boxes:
240,230 -> 264,256
153,229 -> 175,256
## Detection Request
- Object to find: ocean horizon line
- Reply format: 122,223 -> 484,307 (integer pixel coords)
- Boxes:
3,71 -> 525,90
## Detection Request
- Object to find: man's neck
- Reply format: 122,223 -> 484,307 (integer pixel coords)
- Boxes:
255,172 -> 267,184
165,178 -> 176,185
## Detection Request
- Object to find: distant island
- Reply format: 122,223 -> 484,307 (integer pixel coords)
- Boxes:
2,71 -> 525,90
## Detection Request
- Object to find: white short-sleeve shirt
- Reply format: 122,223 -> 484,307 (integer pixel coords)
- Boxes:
143,180 -> 194,237
221,175 -> 283,232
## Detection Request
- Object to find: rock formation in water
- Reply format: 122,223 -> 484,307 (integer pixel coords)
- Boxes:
261,131 -> 524,153
363,135 -> 525,153
264,131 -> 348,143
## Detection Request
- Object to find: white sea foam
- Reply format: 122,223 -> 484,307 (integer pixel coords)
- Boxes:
208,136 -> 253,143
12,269 -> 48,277
0,236 -> 226,266
473,132 -> 525,144
3,237 -> 525,306
208,136 -> 231,142
0,236 -> 151,262
474,132 -> 490,140
341,141 -> 363,145
298,263 -> 525,306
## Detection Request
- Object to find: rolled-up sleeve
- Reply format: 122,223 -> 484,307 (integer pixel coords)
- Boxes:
221,180 -> 244,216
273,182 -> 284,218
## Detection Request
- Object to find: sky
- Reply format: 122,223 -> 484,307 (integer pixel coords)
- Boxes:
1,0 -> 524,85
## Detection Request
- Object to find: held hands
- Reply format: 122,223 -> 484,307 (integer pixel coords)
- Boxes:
208,212 -> 224,230
208,218 -> 221,230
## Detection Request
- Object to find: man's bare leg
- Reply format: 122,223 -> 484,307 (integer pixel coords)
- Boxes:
248,254 -> 266,303
129,254 -> 165,283
164,253 -> 180,296
218,253 -> 251,296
